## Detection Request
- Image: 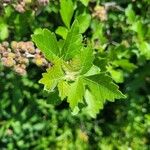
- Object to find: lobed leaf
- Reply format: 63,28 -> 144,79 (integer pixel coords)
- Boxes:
60,0 -> 74,28
32,20 -> 126,118
79,47 -> 94,74
39,59 -> 64,91
32,29 -> 60,61
76,13 -> 91,33
80,0 -> 90,6
62,20 -> 83,60
58,80 -> 70,100
55,26 -> 68,39
67,77 -> 85,109
125,4 -> 136,24
83,73 -> 126,117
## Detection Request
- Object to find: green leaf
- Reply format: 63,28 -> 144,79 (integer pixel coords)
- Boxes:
32,19 -> 126,118
76,13 -> 91,33
91,20 -> 107,45
112,59 -> 137,72
84,90 -> 100,118
71,106 -> 80,115
32,29 -> 60,61
84,65 -> 100,76
55,26 -> 68,39
0,23 -> 9,40
131,21 -> 145,40
83,73 -> 126,117
125,4 -> 136,24
60,0 -> 74,28
80,0 -> 90,6
39,59 -> 64,91
94,57 -> 108,71
62,20 -> 82,60
57,39 -> 65,50
33,28 -> 43,34
67,77 -> 85,109
79,47 -> 94,74
137,41 -> 150,60
58,80 -> 70,100
107,66 -> 124,83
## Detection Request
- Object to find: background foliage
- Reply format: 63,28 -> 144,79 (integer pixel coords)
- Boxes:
0,0 -> 150,149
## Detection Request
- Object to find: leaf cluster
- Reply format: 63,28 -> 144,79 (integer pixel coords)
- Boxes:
32,20 -> 125,118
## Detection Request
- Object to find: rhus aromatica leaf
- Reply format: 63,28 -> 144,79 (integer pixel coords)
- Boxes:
79,47 -> 94,74
32,29 -> 60,61
39,59 -> 64,91
62,20 -> 83,60
60,0 -> 74,28
84,74 -> 125,101
32,20 -> 125,118
58,80 -> 70,100
67,77 -> 85,109
76,13 -> 91,33
83,73 -> 126,117
58,77 -> 85,111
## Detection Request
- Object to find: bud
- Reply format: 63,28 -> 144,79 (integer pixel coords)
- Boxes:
1,40 -> 49,76
35,48 -> 41,54
93,6 -> 107,21
2,57 -> 16,67
20,64 -> 26,69
7,48 -> 11,52
8,52 -> 16,58
33,54 -> 43,66
11,41 -> 18,50
0,44 -> 6,53
17,42 -> 24,49
2,41 -> 9,48
17,56 -> 29,64
26,42 -> 35,53
38,0 -> 49,6
15,51 -> 21,57
15,4 -> 25,13
14,65 -> 26,75
3,51 -> 9,57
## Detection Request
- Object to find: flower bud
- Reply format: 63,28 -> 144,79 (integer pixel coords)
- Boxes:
14,65 -> 26,75
2,57 -> 16,67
